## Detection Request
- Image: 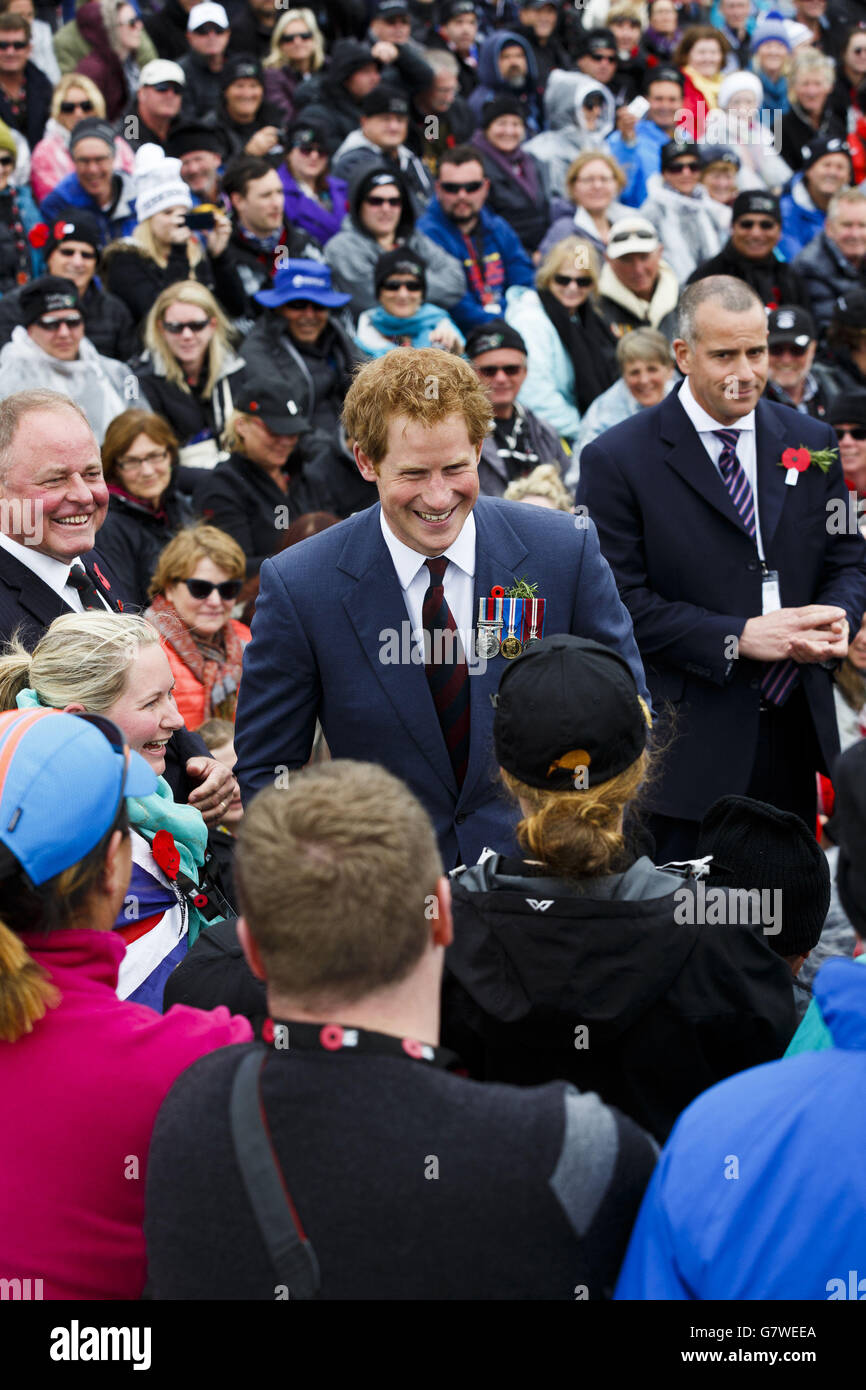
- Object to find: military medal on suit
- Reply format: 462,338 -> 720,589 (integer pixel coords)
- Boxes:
476,583 -> 546,659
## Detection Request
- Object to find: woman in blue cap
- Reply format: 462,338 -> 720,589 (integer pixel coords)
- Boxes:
0,610 -> 235,1008
0,706 -> 251,1299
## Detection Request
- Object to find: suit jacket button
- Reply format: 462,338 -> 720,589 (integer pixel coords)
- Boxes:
456,813 -> 467,825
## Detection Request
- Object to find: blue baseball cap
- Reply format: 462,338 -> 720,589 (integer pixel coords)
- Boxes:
0,709 -> 156,886
255,259 -> 352,310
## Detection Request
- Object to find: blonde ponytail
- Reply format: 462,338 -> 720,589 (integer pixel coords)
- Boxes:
502,751 -> 650,879
0,634 -> 34,712
0,918 -> 60,1042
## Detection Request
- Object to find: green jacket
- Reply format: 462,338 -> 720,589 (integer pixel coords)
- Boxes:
54,14 -> 156,75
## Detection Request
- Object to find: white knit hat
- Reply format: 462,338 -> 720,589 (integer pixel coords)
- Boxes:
718,70 -> 764,111
133,145 -> 193,223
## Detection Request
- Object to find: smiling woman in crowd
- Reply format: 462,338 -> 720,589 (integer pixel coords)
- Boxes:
570,327 -> 675,484
95,407 -> 195,610
144,524 -> 251,732
262,7 -> 325,123
355,247 -> 463,356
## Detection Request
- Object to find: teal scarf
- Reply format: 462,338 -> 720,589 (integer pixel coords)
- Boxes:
15,687 -> 215,945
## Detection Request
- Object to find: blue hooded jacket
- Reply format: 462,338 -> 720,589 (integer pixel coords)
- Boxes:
468,31 -> 542,134
416,197 -> 535,332
615,957 -> 866,1300
41,170 -> 136,247
779,172 -> 826,262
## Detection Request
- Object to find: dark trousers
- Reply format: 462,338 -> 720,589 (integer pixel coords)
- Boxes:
648,685 -> 821,863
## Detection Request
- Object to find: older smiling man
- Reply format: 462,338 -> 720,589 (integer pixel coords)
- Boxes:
234,347 -> 647,867
0,388 -> 236,824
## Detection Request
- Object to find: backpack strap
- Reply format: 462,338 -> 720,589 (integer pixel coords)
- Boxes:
229,1050 -> 321,1298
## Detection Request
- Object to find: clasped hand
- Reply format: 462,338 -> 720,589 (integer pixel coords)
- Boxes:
739,606 -> 849,664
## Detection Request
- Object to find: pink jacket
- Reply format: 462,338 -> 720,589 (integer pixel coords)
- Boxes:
0,928 -> 252,1299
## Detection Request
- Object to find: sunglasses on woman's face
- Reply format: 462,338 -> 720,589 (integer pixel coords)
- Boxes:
182,577 -> 243,601
281,29 -> 313,41
0,155 -> 13,169
294,142 -> 325,155
163,318 -> 211,334
60,99 -> 95,114
381,277 -> 422,292
554,273 -> 593,287
364,194 -> 403,207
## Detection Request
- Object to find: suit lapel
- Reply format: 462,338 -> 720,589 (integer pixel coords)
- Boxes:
0,546 -> 70,632
753,400 -> 789,551
339,506 -> 456,796
661,390 -> 757,540
460,501 -> 529,806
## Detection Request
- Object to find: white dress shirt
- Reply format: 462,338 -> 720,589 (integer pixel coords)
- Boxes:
0,532 -> 111,612
677,377 -> 766,562
379,509 -> 477,653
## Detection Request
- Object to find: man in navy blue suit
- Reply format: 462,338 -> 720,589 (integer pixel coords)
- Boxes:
234,347 -> 648,867
578,276 -> 866,861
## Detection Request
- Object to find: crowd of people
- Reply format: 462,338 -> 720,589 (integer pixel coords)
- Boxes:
1,0 -> 866,1307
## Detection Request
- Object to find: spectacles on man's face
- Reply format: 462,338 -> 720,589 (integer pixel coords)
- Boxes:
149,81 -> 184,95
117,447 -> 170,473
554,273 -> 594,288
439,179 -> 484,194
836,426 -> 866,440
668,159 -> 701,173
163,317 -> 211,334
56,244 -> 98,261
60,99 -> 95,114
477,363 -> 523,377
0,39 -> 28,50
587,51 -> 617,62
281,29 -> 313,41
182,577 -> 243,601
381,277 -> 423,292
769,342 -> 809,358
737,217 -> 777,230
364,194 -> 403,207
37,314 -> 83,331
192,22 -> 226,34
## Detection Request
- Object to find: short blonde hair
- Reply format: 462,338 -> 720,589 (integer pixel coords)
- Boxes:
50,72 -> 106,121
787,47 -> 835,101
504,464 -> 573,512
536,235 -> 599,294
615,326 -> 674,368
235,760 -> 443,1009
565,150 -> 626,202
264,8 -> 325,70
342,347 -> 492,466
149,524 -> 246,598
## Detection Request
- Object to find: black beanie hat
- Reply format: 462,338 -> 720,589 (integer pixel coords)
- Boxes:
19,275 -> 82,327
732,190 -> 782,224
696,795 -> 830,957
464,321 -> 527,358
374,246 -> 427,293
481,95 -> 526,128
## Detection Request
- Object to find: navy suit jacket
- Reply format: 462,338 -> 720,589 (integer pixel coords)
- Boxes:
0,543 -> 208,795
235,496 -> 649,867
577,390 -> 866,821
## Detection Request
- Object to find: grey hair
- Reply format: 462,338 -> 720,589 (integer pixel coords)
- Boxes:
676,276 -> 764,348
0,390 -> 92,484
616,326 -> 674,369
827,186 -> 866,225
424,48 -> 459,77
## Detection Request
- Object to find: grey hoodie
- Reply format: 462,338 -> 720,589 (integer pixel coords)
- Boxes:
525,71 -> 617,198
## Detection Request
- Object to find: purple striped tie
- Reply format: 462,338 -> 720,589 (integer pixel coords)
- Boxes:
422,557 -> 470,786
712,429 -> 798,706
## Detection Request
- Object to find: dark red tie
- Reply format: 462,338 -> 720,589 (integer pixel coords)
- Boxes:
421,556 -> 470,786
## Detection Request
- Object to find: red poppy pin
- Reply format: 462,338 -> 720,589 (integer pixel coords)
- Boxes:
152,830 -> 180,880
92,562 -> 111,590
780,445 -> 837,487
28,222 -> 49,249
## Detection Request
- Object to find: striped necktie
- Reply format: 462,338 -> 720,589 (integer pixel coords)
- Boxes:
421,556 -> 470,786
712,429 -> 798,706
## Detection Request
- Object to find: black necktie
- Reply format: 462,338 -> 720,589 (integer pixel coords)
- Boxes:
66,565 -> 105,611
